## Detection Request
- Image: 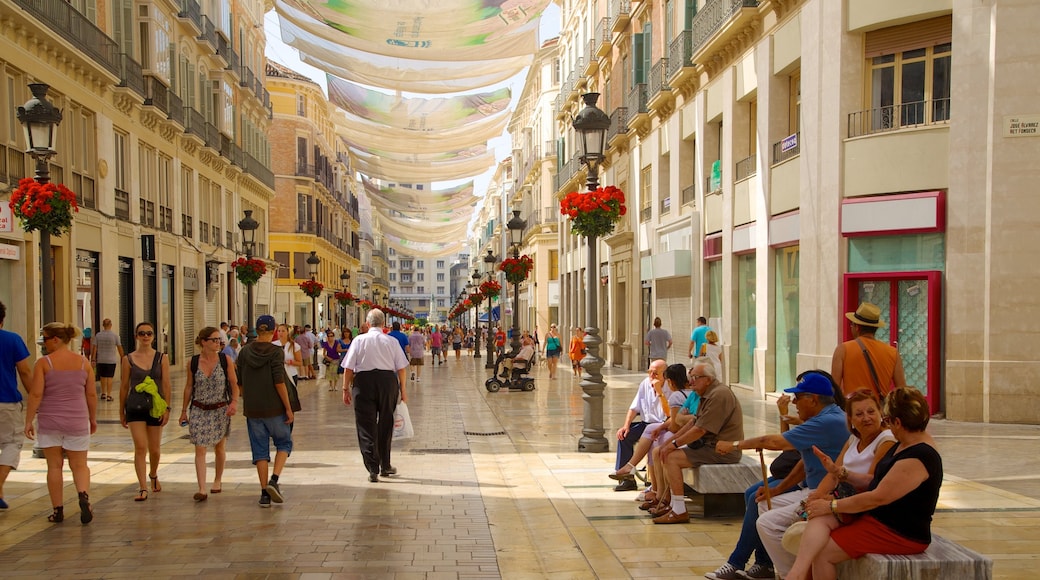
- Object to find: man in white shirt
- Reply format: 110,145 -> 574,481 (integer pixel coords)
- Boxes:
341,309 -> 409,483
612,360 -> 669,491
501,336 -> 536,376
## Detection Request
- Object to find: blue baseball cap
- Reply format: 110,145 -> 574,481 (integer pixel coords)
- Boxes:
255,315 -> 277,332
784,372 -> 835,397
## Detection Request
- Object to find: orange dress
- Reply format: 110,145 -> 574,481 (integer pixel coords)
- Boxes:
569,335 -> 586,362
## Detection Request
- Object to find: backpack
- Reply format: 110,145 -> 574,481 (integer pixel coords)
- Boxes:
190,353 -> 231,403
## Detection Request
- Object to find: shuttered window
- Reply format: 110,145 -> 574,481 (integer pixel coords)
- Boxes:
864,15 -> 952,59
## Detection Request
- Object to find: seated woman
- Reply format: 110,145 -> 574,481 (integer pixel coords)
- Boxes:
788,387 -> 940,580
608,364 -> 694,510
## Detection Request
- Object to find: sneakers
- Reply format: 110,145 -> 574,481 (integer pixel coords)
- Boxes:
0,497 -> 8,510
266,480 -> 284,503
705,563 -> 742,580
380,466 -> 397,477
258,491 -> 272,508
742,563 -> 775,579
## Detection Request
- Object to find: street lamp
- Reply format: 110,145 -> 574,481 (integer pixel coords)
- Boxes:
506,209 -> 527,356
572,92 -> 612,453
483,249 -> 497,369
17,83 -> 63,324
306,250 -> 320,342
472,268 -> 482,358
237,210 -> 260,340
340,268 -> 350,328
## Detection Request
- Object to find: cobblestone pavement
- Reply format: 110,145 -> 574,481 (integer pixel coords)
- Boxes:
1,355 -> 1038,578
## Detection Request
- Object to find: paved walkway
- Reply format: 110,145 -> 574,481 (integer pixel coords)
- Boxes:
1,354 -> 1039,578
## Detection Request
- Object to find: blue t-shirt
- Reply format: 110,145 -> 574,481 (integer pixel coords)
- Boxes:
782,404 -> 850,489
0,329 -> 31,402
388,330 -> 409,355
680,391 -> 702,415
690,325 -> 710,357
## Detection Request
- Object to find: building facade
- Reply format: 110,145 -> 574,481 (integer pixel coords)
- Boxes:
541,0 -> 1040,422
0,0 -> 274,362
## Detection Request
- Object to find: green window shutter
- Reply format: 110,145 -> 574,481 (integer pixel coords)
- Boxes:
632,32 -> 644,85
643,22 -> 652,81
685,0 -> 697,29
556,137 -> 565,173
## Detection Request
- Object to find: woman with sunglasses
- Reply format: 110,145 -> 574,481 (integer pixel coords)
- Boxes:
23,323 -> 97,523
179,327 -> 239,501
120,321 -> 171,502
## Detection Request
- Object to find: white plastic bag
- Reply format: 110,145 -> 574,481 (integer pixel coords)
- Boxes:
392,401 -> 414,440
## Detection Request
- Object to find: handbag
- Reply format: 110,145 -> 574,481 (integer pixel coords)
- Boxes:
393,401 -> 414,440
286,377 -> 302,412
125,386 -> 153,415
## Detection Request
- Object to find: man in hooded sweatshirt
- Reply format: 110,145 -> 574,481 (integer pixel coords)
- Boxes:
237,315 -> 294,508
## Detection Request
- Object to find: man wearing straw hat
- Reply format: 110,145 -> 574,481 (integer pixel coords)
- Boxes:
831,302 -> 906,398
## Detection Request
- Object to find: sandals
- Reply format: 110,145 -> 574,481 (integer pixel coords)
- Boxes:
134,489 -> 148,502
193,492 -> 208,502
210,486 -> 222,494
149,474 -> 161,493
79,491 -> 93,524
609,462 -> 636,481
48,506 -> 64,523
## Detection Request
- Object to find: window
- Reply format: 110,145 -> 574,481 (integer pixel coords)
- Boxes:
417,273 -> 424,281
437,286 -> 445,294
68,105 -> 96,210
866,43 -> 950,132
640,165 -> 652,222
296,94 -> 306,117
436,273 -> 445,282
139,145 -> 157,227
436,260 -> 445,268
274,251 -> 290,278
549,250 -> 559,279
297,193 -> 312,229
417,260 -> 424,268
181,166 -> 193,238
774,247 -> 799,393
789,73 -> 801,134
389,260 -> 396,268
158,154 -> 173,232
417,286 -> 425,293
389,273 -> 396,281
198,176 -> 210,242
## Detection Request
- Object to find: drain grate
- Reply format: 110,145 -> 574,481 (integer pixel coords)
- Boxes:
464,431 -> 507,436
407,448 -> 471,455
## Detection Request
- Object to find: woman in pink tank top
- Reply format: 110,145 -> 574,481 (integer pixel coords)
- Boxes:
23,322 -> 97,524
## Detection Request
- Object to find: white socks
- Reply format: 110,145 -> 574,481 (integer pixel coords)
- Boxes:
671,497 -> 687,515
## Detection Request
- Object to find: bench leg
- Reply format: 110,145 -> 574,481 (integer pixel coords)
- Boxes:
703,493 -> 746,518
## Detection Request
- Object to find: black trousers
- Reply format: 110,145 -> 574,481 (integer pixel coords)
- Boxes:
616,421 -> 648,470
352,370 -> 400,475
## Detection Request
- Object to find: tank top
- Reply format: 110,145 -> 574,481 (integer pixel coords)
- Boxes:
37,356 -> 90,436
128,351 -> 165,402
274,340 -> 299,380
868,442 -> 943,544
841,429 -> 895,474
840,337 -> 900,397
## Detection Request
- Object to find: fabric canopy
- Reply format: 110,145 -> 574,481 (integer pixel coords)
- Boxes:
352,152 -> 495,183
276,0 -> 549,60
360,176 -> 480,212
333,109 -> 509,154
382,232 -> 468,259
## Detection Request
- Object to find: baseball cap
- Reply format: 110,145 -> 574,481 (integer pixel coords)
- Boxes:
255,315 -> 277,332
783,372 -> 835,397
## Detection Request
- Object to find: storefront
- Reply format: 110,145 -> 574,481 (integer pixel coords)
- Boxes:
75,250 -> 100,345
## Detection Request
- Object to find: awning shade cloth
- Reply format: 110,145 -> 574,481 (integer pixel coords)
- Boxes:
328,78 -> 511,132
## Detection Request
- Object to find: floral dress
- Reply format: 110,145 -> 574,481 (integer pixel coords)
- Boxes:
188,363 -> 230,447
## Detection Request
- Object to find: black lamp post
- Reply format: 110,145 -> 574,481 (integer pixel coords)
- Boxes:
306,250 -> 320,343
483,249 -> 497,369
17,83 -> 63,324
572,92 -> 612,453
237,210 -> 260,340
340,269 -> 350,328
506,209 -> 527,355
471,269 -> 482,358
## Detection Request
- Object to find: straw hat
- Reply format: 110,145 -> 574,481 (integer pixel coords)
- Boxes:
845,302 -> 886,328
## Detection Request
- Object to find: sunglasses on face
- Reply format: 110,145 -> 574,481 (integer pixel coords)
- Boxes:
202,337 -> 221,342
137,331 -> 154,337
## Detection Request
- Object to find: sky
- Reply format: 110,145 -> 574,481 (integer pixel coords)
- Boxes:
262,3 -> 562,195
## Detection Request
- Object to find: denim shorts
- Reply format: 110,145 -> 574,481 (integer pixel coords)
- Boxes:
246,415 -> 293,464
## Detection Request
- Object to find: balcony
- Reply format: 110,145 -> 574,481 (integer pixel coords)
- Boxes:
597,18 -> 613,58
847,99 -> 951,138
203,122 -> 220,151
114,188 -> 131,221
12,0 -> 121,77
297,221 -> 317,235
660,196 -> 672,216
735,155 -> 756,182
176,0 -> 202,33
647,58 -> 673,111
214,32 -> 230,67
607,106 -> 629,147
167,92 -> 184,127
117,53 -> 145,99
625,84 -> 648,131
226,49 -> 240,80
553,153 -> 583,194
691,0 -> 759,66
667,30 -> 696,87
143,75 -> 170,114
241,66 -> 255,90
198,16 -> 217,53
584,40 -> 598,77
611,0 -> 632,33
640,205 -> 651,223
183,107 -> 206,141
772,132 -> 800,165
682,184 -> 696,206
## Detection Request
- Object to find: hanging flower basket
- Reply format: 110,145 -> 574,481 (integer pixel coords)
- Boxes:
469,292 -> 484,308
231,257 -> 267,286
298,279 -> 324,299
358,299 -> 374,310
479,279 -> 502,299
8,177 -> 79,236
499,255 -> 534,285
559,185 -> 627,238
334,290 -> 355,306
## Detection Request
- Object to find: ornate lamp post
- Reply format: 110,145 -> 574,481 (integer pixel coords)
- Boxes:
237,210 -> 260,340
471,269 -> 482,358
306,249 -> 320,333
340,269 -> 350,328
17,83 -> 63,323
483,249 -> 497,369
572,92 -> 612,453
506,209 -> 527,355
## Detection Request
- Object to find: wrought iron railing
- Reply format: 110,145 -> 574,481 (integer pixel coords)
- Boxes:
626,84 -> 648,117
12,0 -> 121,76
184,107 -> 205,139
203,122 -> 220,150
168,92 -> 184,126
117,53 -> 145,98
668,31 -> 693,77
735,155 -> 756,181
771,132 -> 800,164
692,0 -> 759,55
682,184 -> 696,206
598,18 -> 612,51
241,66 -> 255,89
847,99 -> 951,138
607,107 -> 628,142
198,16 -> 217,51
611,0 -> 631,30
640,205 -> 652,222
242,152 -> 274,189
649,59 -> 670,97
144,75 -> 169,114
215,33 -> 230,64
176,0 -> 202,31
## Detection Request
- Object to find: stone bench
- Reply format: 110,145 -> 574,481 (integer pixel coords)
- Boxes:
837,534 -> 992,579
681,454 -> 763,517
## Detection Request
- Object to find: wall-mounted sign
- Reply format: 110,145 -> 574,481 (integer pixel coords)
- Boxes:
780,132 -> 798,153
0,203 -> 12,233
183,266 -> 199,291
1003,115 -> 1040,137
0,242 -> 19,260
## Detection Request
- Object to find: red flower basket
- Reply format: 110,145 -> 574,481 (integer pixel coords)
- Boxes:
479,279 -> 501,299
469,292 -> 484,307
334,290 -> 355,306
231,257 -> 267,286
8,177 -> 78,236
499,255 -> 534,285
298,279 -> 324,298
559,185 -> 627,238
